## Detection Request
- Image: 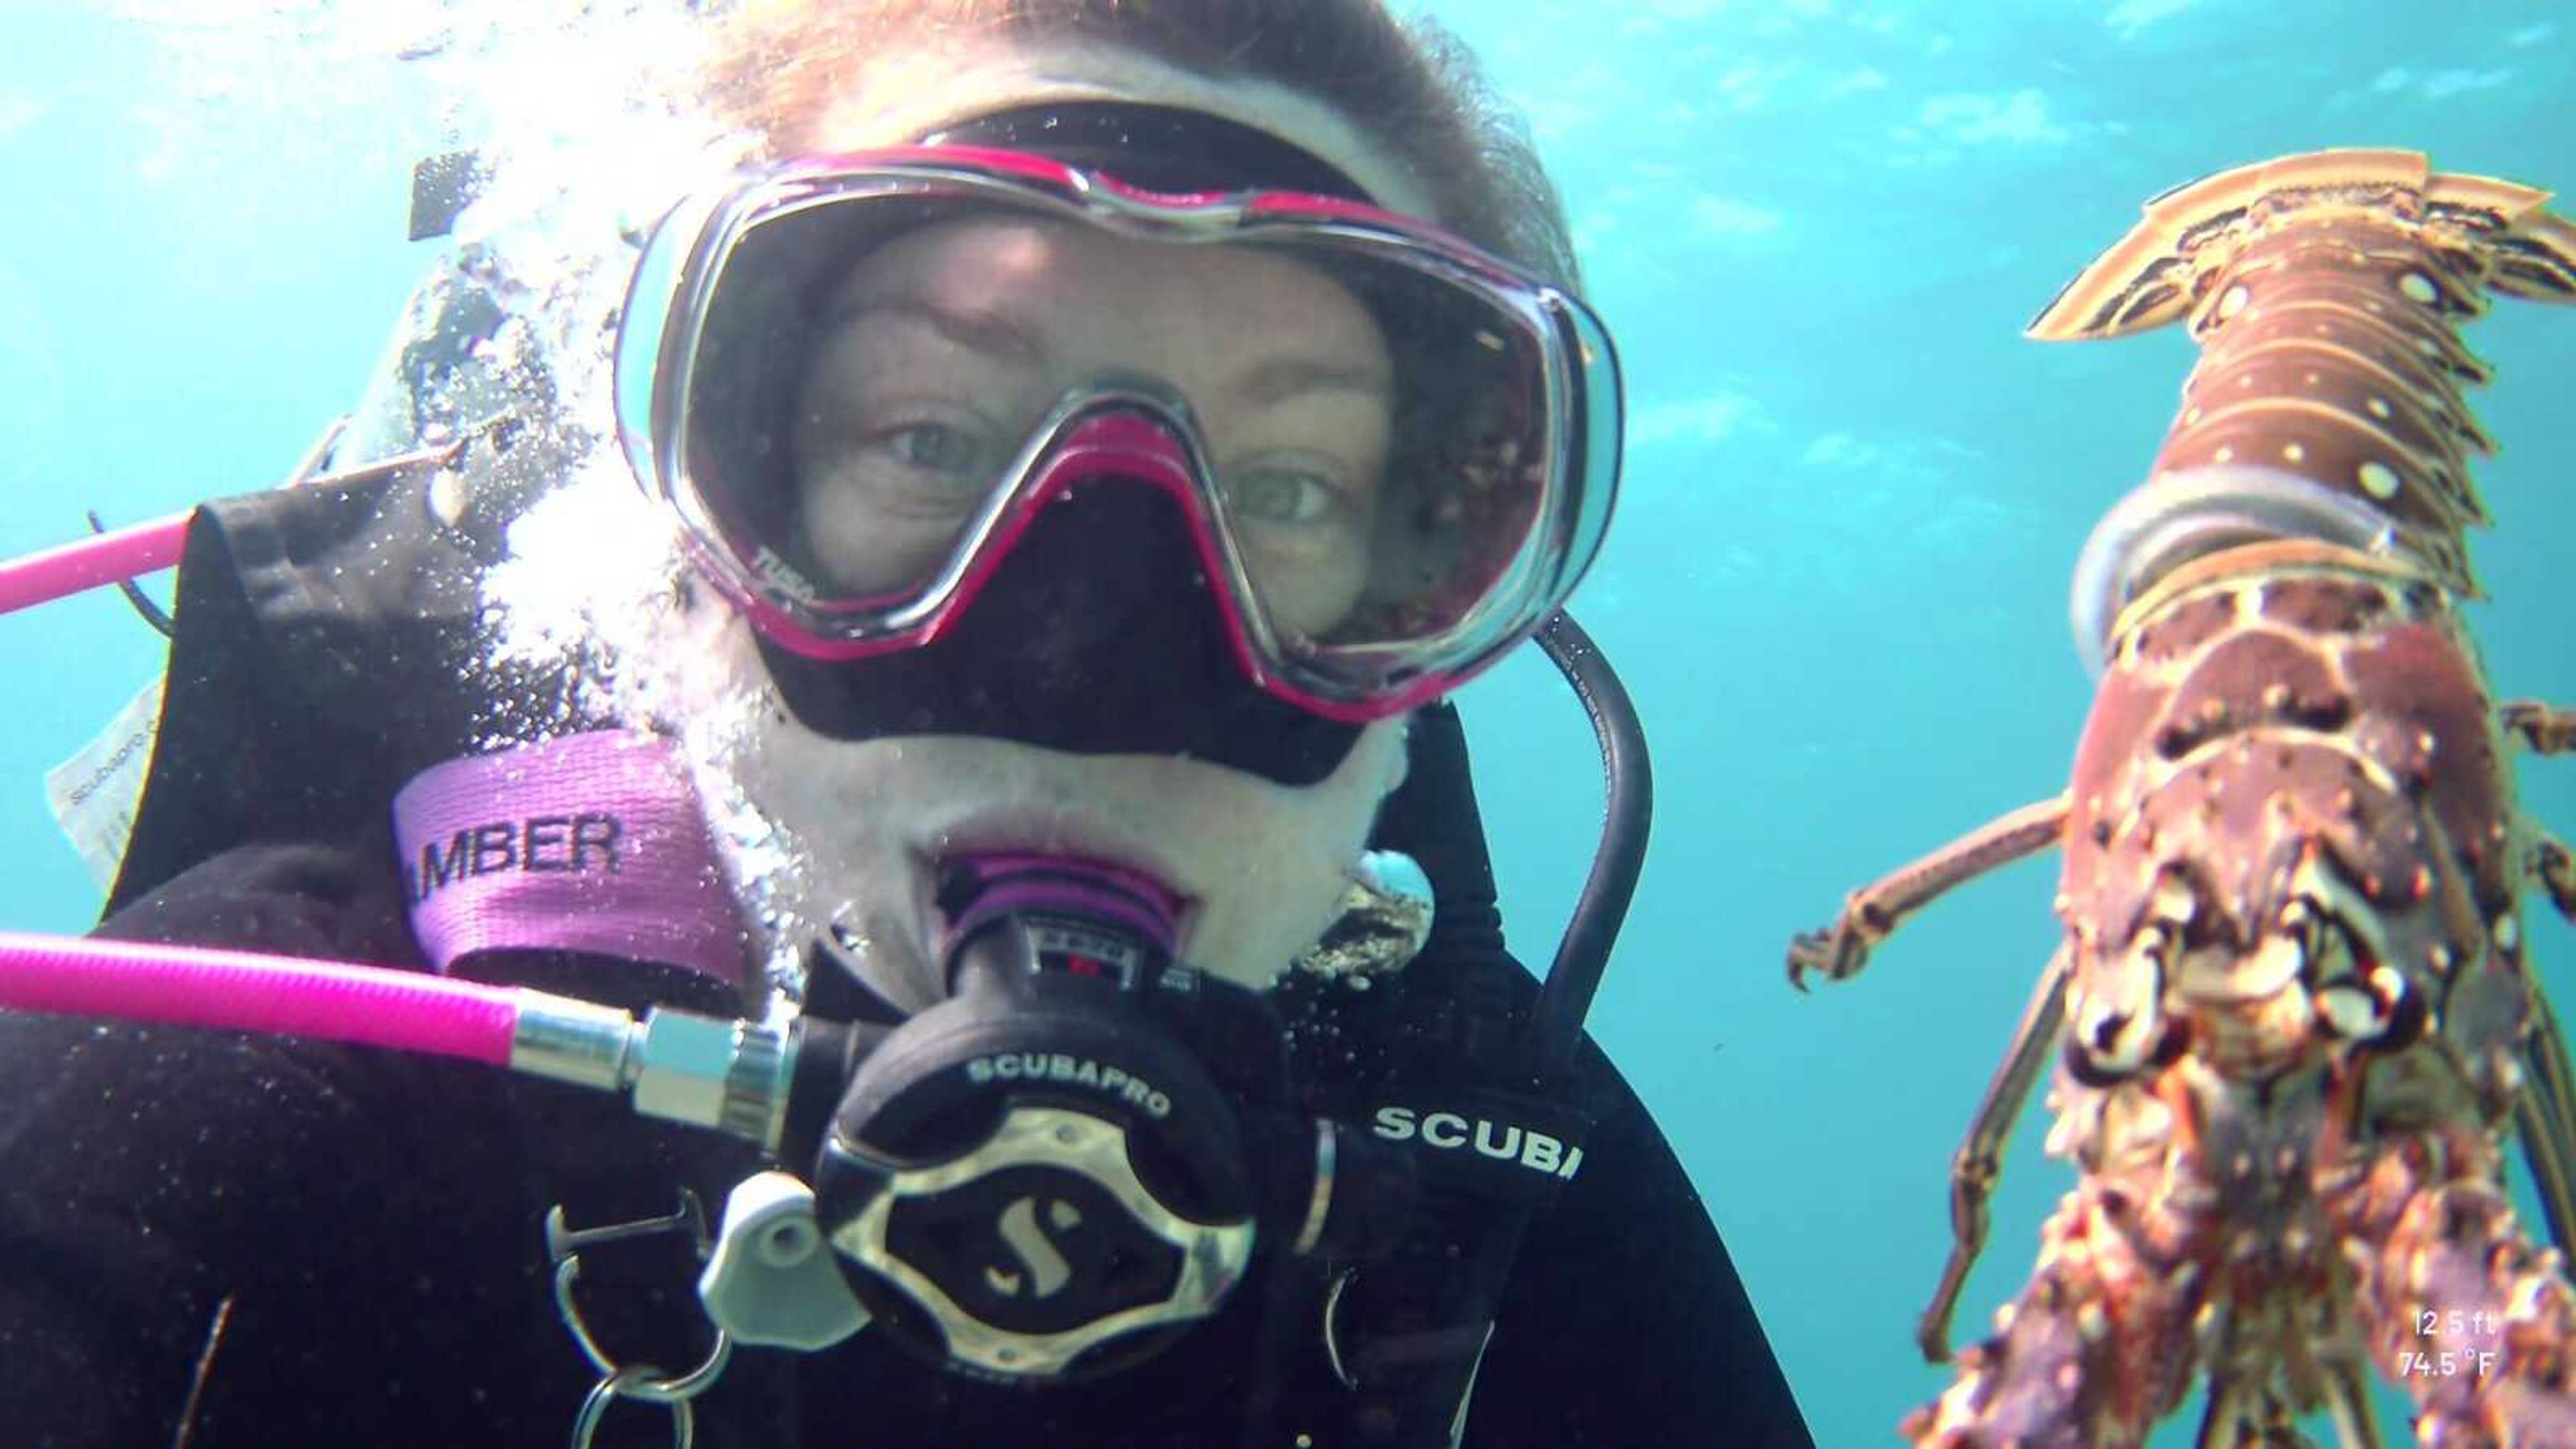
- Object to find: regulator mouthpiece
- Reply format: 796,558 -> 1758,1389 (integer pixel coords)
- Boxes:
935,852 -> 1185,995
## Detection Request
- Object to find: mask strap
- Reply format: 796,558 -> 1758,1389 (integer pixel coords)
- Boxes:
921,101 -> 1377,201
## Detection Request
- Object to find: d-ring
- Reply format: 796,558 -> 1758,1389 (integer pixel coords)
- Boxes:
570,1366 -> 697,1449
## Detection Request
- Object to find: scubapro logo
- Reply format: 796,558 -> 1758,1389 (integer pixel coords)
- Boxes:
1371,1106 -> 1583,1179
985,1196 -> 1083,1299
965,1052 -> 1173,1119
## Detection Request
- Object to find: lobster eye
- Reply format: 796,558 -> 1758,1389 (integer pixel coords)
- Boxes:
2063,1014 -> 2189,1087
2062,929 -> 2175,1087
2076,998 -> 2162,1075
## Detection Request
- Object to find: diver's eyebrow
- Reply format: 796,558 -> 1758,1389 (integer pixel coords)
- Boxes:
828,295 -> 1047,365
1230,355 -> 1393,408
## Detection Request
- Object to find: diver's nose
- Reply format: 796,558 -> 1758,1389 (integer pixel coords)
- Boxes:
974,478 -> 1233,685
757,471 -> 1360,786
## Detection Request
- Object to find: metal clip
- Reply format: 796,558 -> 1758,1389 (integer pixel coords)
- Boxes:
545,1193 -> 709,1261
545,1193 -> 735,1449
1322,1268 -> 1359,1389
1320,1265 -> 1490,1449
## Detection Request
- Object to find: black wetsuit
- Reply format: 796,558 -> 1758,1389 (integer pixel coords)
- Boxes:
0,476 -> 1814,1447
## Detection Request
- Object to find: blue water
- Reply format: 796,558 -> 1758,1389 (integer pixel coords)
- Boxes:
1,4 -> 2569,1444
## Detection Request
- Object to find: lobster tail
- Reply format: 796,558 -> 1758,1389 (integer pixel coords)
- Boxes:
2037,149 -> 2576,636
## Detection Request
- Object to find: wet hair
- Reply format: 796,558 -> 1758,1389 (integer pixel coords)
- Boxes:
696,0 -> 1582,290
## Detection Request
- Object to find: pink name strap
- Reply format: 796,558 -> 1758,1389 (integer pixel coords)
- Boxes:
392,731 -> 746,983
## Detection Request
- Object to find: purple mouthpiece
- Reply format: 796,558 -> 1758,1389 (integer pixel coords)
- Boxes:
936,852 -> 1181,954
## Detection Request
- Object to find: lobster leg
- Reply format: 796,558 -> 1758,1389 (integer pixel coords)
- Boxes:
2536,834 -> 2576,924
2318,1348 -> 2387,1449
1786,794 -> 2070,989
2519,835 -> 2576,1260
1919,945 -> 2074,1362
2195,1358 -> 2304,1449
2504,702 -> 2576,757
2516,958 -> 2576,1254
2195,1345 -> 2383,1449
2516,1077 -> 2576,1266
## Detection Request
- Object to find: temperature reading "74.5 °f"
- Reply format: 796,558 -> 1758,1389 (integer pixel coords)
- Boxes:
2396,1350 -> 2499,1379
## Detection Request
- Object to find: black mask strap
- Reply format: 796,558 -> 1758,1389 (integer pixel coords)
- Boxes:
921,101 -> 1377,203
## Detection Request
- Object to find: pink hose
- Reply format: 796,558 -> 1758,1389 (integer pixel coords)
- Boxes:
0,513 -> 190,617
0,931 -> 519,1067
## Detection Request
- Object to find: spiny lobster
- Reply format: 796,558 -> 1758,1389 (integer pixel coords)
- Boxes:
1788,150 -> 2576,1446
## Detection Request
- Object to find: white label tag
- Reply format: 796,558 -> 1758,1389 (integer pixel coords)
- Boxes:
46,678 -> 164,892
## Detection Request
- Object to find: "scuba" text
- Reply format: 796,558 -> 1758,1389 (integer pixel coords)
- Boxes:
1371,1106 -> 1584,1179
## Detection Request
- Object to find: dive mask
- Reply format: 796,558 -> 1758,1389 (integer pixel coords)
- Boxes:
613,137 -> 1621,722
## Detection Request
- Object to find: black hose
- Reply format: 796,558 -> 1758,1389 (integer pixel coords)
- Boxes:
85,511 -> 177,639
1523,609 -> 1652,1083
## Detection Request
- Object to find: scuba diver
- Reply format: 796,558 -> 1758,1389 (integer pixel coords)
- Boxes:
0,2 -> 1814,1445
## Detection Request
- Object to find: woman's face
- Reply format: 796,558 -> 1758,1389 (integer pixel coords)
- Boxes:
787,215 -> 1395,638
700,45 -> 1430,1001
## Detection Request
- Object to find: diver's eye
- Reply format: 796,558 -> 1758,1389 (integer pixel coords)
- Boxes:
875,421 -> 990,482
813,411 -> 1006,514
1227,461 -> 1350,527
